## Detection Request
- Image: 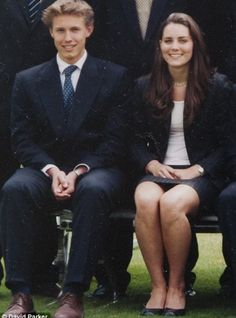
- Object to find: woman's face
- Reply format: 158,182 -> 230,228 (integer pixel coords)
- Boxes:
160,23 -> 193,70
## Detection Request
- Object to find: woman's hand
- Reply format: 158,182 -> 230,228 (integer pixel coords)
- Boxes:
174,165 -> 202,179
145,160 -> 177,179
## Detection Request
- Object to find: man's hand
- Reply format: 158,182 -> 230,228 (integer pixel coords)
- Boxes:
47,166 -> 88,200
145,160 -> 177,179
47,166 -> 70,200
63,171 -> 78,196
62,166 -> 88,196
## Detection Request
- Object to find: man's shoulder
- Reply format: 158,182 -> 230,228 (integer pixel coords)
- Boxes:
208,72 -> 233,96
87,55 -> 127,76
16,58 -> 56,79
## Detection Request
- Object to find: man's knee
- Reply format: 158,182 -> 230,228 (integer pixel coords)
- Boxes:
217,183 -> 236,223
76,169 -> 124,198
1,170 -> 38,197
218,183 -> 236,206
1,174 -> 25,197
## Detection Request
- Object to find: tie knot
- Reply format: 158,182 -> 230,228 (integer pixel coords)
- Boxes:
64,65 -> 77,77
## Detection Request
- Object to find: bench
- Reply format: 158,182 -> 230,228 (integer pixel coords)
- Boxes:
54,207 -> 219,283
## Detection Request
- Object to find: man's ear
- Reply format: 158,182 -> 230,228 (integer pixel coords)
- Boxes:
50,28 -> 54,38
86,24 -> 94,38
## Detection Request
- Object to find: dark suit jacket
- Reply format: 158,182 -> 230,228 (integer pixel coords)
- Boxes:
186,1 -> 231,74
11,55 -> 130,172
216,0 -> 236,82
130,73 -> 233,189
88,0 -> 188,79
0,0 -> 56,181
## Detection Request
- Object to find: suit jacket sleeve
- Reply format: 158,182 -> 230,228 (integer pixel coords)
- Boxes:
11,73 -> 56,170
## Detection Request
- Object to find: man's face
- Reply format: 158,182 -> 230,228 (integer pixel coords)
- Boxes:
50,14 -> 93,64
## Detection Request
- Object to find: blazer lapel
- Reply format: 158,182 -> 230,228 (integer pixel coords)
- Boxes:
38,58 -> 66,137
145,0 -> 168,41
66,56 -> 103,136
120,0 -> 143,44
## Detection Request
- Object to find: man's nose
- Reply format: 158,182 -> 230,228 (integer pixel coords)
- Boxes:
64,31 -> 72,41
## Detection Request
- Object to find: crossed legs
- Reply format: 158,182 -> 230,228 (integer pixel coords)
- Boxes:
135,182 -> 199,310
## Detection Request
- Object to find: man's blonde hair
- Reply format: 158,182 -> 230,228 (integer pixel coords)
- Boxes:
42,0 -> 94,28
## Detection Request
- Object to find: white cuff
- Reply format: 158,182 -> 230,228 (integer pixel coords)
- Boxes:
41,164 -> 58,177
73,163 -> 90,173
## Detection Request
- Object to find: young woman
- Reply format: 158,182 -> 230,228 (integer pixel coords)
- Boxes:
131,13 -> 233,316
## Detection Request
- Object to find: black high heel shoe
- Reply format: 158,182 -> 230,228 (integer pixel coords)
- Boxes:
163,307 -> 186,316
140,307 -> 164,316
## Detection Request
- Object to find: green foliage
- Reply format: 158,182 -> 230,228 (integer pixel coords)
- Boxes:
0,234 -> 235,317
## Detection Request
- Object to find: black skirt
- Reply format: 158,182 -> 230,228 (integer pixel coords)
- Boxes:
138,174 -> 219,211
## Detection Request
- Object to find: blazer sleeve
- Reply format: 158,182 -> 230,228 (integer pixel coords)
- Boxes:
11,73 -> 56,170
128,79 -> 158,174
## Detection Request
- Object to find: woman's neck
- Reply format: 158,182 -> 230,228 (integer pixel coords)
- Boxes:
169,66 -> 189,101
169,65 -> 189,84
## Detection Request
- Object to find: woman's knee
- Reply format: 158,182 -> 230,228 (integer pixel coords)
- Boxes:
160,191 -> 194,224
135,182 -> 161,212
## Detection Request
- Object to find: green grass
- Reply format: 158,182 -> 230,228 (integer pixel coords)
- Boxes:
0,234 -> 236,317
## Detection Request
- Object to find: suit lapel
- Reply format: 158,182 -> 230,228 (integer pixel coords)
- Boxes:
38,59 -> 66,137
145,0 -> 168,41
66,56 -> 103,137
120,0 -> 143,44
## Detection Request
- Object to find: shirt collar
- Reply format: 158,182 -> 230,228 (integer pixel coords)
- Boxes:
56,50 -> 88,75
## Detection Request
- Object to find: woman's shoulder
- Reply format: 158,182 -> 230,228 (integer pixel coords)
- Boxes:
133,74 -> 151,101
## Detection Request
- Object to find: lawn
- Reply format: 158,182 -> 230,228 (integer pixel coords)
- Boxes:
0,233 -> 235,317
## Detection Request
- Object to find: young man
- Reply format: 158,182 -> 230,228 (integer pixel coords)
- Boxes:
0,0 -> 130,317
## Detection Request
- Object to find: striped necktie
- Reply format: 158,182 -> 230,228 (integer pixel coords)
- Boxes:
27,0 -> 41,23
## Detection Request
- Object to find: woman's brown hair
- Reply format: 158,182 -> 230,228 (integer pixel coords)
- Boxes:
147,13 -> 212,125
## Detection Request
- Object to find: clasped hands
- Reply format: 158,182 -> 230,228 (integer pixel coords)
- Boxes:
47,166 -> 87,200
145,160 -> 202,180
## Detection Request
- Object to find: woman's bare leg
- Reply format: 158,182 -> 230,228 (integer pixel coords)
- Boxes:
160,185 -> 199,309
135,181 -> 166,308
